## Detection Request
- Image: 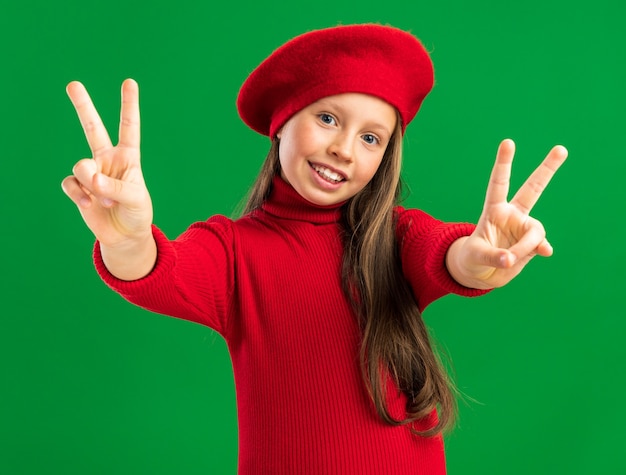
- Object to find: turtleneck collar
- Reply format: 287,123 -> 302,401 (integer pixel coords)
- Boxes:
260,176 -> 344,224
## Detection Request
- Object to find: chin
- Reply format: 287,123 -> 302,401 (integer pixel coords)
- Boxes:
295,188 -> 335,206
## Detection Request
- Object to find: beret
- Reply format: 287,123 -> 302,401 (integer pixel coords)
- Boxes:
237,23 -> 435,138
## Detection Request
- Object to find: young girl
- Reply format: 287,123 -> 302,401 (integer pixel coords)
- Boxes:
62,24 -> 567,474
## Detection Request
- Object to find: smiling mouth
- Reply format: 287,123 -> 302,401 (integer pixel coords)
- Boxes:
309,162 -> 346,184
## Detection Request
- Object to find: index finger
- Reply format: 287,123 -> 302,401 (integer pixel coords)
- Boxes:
483,139 -> 515,208
66,81 -> 113,157
118,78 -> 140,149
510,145 -> 568,214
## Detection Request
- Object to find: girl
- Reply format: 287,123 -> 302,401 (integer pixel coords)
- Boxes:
62,24 -> 567,474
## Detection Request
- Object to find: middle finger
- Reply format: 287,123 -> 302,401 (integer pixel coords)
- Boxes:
510,145 -> 568,214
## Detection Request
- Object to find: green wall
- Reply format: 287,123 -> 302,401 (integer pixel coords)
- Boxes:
1,0 -> 624,473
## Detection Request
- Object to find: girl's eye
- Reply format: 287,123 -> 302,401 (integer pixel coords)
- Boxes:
362,134 -> 379,145
319,113 -> 336,125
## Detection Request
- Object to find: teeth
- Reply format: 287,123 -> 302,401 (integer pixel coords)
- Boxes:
312,164 -> 343,183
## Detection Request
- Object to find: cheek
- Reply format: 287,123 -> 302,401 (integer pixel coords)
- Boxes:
279,126 -> 317,165
358,154 -> 385,183
277,139 -> 301,184
278,133 -> 298,167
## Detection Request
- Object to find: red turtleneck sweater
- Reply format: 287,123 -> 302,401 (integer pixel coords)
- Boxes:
94,177 -> 486,474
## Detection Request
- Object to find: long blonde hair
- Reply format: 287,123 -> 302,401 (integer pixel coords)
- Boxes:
242,122 -> 456,436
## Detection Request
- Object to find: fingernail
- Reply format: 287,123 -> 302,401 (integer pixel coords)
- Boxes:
500,252 -> 516,267
102,198 -> 114,207
79,197 -> 91,208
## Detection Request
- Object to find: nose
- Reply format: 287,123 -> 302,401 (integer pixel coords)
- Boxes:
327,132 -> 354,162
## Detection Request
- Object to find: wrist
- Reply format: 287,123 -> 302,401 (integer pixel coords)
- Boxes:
445,237 -> 493,290
100,229 -> 157,281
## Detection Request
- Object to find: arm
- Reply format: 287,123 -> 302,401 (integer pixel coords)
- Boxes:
93,220 -> 235,335
396,209 -> 488,310
445,139 -> 568,289
62,79 -> 156,281
62,80 -> 234,334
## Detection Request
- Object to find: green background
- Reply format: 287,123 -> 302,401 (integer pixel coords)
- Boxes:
1,0 -> 624,473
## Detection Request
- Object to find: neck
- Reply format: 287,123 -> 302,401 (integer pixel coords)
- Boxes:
259,176 -> 344,224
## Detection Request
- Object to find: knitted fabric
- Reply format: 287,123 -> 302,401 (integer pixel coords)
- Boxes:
94,177 -> 486,474
237,24 -> 434,137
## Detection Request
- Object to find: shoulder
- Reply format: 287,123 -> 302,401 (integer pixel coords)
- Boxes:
393,206 -> 442,240
165,215 -> 242,259
181,214 -> 235,239
179,209 -> 282,247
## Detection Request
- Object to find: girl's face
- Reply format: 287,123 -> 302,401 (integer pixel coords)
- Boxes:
277,93 -> 397,206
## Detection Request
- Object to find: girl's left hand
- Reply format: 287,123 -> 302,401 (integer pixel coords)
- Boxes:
446,139 -> 568,289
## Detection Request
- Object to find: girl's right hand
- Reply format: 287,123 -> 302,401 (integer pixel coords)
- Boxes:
62,79 -> 153,249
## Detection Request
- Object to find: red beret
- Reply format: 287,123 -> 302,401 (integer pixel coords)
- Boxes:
237,24 -> 435,137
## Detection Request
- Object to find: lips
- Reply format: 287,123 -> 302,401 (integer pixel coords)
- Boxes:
309,162 -> 346,184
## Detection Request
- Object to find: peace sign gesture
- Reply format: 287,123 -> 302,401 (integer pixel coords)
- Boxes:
446,139 -> 568,290
62,79 -> 156,280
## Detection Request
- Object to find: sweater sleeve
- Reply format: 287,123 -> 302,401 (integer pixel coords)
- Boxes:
395,207 -> 489,311
93,216 -> 235,337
